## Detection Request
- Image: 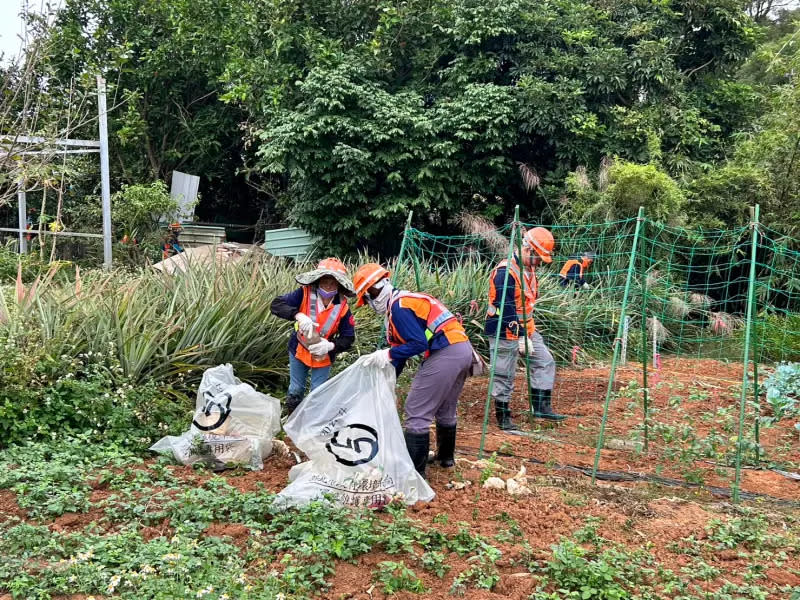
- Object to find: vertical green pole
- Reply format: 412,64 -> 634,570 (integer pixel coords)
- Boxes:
753,340 -> 760,450
515,220 -> 536,418
380,212 -> 413,348
591,207 -> 644,484
750,208 -> 760,452
479,206 -> 520,458
411,252 -> 423,290
733,204 -> 760,503
639,213 -> 649,453
392,211 -> 414,288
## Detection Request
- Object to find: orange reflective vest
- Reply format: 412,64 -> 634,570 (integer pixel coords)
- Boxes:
295,286 -> 348,368
387,291 -> 468,352
487,258 -> 537,339
560,259 -> 584,281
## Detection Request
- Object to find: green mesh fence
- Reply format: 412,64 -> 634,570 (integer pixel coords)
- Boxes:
392,206 -> 800,502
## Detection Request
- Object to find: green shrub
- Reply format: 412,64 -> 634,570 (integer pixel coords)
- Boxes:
605,161 -> 685,225
755,313 -> 800,362
112,181 -> 178,240
532,539 -> 630,600
0,333 -> 188,449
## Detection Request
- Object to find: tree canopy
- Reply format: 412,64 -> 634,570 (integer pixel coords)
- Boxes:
9,0 -> 800,249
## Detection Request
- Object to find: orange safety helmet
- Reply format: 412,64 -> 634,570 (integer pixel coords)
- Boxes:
316,257 -> 348,275
354,263 -> 391,307
523,227 -> 555,263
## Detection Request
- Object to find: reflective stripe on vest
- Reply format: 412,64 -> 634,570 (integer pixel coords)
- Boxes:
387,291 -> 457,345
297,287 -> 345,349
308,288 -> 344,339
494,259 -> 537,321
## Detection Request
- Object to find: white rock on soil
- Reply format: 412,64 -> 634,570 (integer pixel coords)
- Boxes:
506,478 -> 533,496
446,480 -> 472,490
482,477 -> 506,490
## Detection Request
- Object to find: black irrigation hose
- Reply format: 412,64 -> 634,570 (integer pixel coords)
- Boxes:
453,444 -> 800,508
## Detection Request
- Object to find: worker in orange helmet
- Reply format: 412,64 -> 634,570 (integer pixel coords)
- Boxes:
485,226 -> 566,429
161,222 -> 184,259
560,251 -> 596,289
355,263 -> 473,478
270,258 -> 356,415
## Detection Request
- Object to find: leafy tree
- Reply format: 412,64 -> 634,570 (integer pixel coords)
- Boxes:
228,0 -> 759,245
691,21 -> 800,234
22,0 -> 768,246
37,0 -> 248,208
686,165 -> 773,229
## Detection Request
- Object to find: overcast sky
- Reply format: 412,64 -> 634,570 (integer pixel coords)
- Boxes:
0,0 -> 26,64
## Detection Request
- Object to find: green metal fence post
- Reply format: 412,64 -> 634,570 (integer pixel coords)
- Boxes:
515,220 -> 536,419
591,206 -> 645,484
750,208 -> 761,453
639,211 -> 649,453
733,204 -> 760,503
479,206 -> 521,458
379,212 -> 414,348
392,211 -> 414,287
411,252 -> 423,291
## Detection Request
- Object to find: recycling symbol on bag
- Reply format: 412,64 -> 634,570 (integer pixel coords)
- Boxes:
192,391 -> 233,432
325,424 -> 379,466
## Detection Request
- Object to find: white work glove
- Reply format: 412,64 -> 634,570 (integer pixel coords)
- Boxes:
309,339 -> 335,358
582,282 -> 591,290
294,312 -> 315,338
518,337 -> 535,356
362,349 -> 392,368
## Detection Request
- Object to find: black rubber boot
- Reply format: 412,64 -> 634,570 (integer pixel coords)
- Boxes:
494,402 -> 515,430
431,423 -> 456,468
404,431 -> 430,478
532,389 -> 567,422
285,394 -> 303,416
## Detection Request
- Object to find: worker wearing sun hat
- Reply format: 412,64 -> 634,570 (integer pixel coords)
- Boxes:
270,258 -> 356,415
485,227 -> 566,429
354,263 -> 473,479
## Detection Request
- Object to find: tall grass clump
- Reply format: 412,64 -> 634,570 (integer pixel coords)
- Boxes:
1,254 -> 311,387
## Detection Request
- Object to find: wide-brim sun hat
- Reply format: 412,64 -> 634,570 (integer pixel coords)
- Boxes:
295,257 -> 356,296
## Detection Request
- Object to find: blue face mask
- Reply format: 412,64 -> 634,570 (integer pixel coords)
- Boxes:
318,287 -> 338,302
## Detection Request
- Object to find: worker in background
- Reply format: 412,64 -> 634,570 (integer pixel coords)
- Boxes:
356,263 -> 473,479
161,222 -> 185,259
559,251 -> 596,289
270,258 -> 356,415
486,227 -> 567,429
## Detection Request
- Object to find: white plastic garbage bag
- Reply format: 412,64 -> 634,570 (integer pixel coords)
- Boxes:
150,364 -> 281,470
276,357 -> 435,508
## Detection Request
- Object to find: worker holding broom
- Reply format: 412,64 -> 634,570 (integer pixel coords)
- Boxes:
486,227 -> 567,430
355,263 -> 473,479
270,258 -> 356,415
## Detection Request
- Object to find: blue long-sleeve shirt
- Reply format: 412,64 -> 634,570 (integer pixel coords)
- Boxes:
484,265 -> 524,339
386,293 -> 458,374
270,287 -> 355,360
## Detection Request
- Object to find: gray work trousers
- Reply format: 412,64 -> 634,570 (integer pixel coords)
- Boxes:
404,340 -> 473,434
489,331 -> 556,404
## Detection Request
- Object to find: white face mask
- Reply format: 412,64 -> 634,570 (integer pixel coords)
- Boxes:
367,281 -> 392,315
